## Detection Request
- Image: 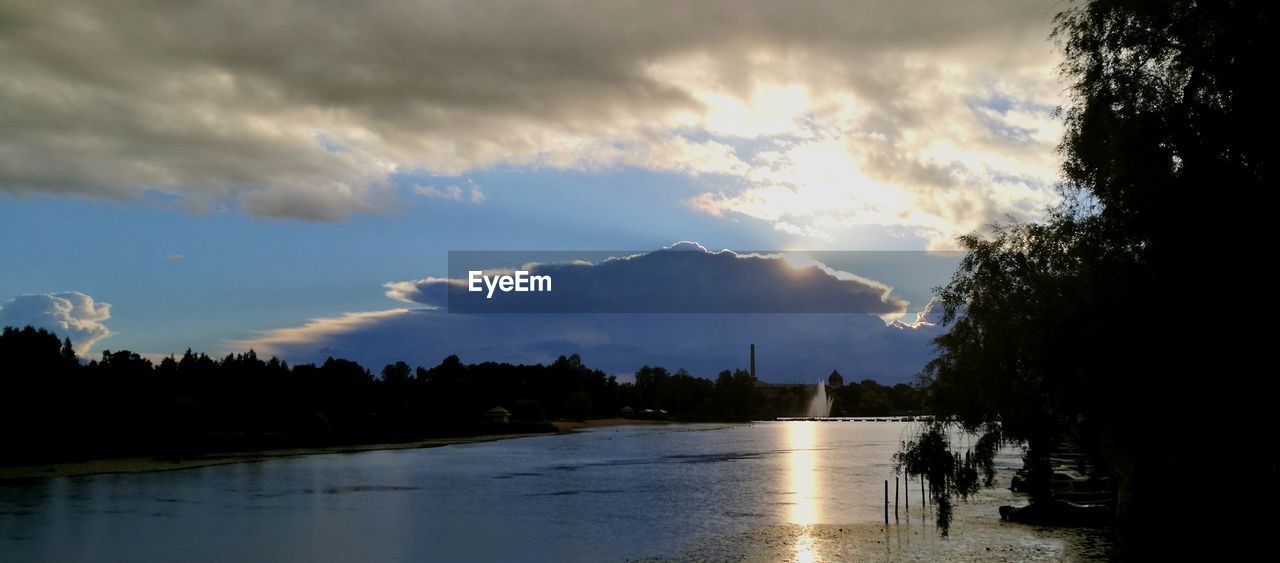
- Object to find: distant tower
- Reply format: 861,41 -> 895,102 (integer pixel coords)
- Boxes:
828,369 -> 844,388
750,344 -> 756,380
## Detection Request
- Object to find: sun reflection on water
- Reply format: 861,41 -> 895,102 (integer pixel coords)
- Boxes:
786,421 -> 821,561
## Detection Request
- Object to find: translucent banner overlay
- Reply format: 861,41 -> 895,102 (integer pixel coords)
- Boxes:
437,247 -> 963,314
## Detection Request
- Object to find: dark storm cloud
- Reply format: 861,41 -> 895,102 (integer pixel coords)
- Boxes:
244,242 -> 955,382
385,243 -> 908,314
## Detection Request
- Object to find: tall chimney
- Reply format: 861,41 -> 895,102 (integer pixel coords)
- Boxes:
750,343 -> 756,380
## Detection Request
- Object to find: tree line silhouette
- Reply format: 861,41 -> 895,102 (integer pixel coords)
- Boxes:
0,325 -> 918,466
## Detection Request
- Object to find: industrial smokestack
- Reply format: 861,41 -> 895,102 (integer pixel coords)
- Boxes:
750,344 -> 756,380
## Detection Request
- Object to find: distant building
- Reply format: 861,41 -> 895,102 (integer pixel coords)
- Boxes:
754,379 -> 812,399
828,370 -> 844,388
485,406 -> 511,423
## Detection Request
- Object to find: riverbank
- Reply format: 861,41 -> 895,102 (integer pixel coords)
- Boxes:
550,417 -> 665,431
0,418 -> 665,482
0,432 -> 555,481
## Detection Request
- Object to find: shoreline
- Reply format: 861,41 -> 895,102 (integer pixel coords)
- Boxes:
0,418 -> 663,482
549,417 -> 665,431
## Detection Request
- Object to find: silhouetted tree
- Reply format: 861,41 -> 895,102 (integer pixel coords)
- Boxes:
59,337 -> 76,365
715,369 -> 757,421
381,361 -> 412,384
903,0 -> 1274,552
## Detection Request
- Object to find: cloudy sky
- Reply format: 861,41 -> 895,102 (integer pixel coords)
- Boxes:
0,1 -> 1066,380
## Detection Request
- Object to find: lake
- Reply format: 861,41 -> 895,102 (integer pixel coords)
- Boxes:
1,421 -> 1053,561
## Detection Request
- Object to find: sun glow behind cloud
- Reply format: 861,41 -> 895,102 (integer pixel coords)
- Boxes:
668,51 -> 1066,248
648,51 -> 819,139
1,0 -> 1067,246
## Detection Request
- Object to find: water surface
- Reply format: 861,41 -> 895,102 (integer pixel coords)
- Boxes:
2,421 -> 941,561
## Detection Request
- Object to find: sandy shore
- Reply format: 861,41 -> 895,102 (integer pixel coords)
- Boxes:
0,418 -> 668,482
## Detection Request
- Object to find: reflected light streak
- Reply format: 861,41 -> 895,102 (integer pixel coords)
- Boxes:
786,421 -> 821,562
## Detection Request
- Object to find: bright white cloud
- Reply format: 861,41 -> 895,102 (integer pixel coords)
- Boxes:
383,277 -> 451,305
683,65 -> 1065,248
0,291 -> 113,354
891,296 -> 945,329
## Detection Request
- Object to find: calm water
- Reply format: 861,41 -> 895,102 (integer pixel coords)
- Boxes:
1,421 -> 952,561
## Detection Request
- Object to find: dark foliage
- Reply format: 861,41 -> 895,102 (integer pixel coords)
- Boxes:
1,326 -> 905,465
903,0 -> 1274,555
0,327 -> 636,464
893,422 -> 993,535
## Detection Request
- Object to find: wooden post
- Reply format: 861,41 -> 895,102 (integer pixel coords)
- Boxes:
884,480 -> 889,524
905,473 -> 909,511
921,475 -> 926,508
894,477 -> 899,521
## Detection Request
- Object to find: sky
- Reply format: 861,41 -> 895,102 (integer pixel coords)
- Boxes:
0,1 -> 1067,382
